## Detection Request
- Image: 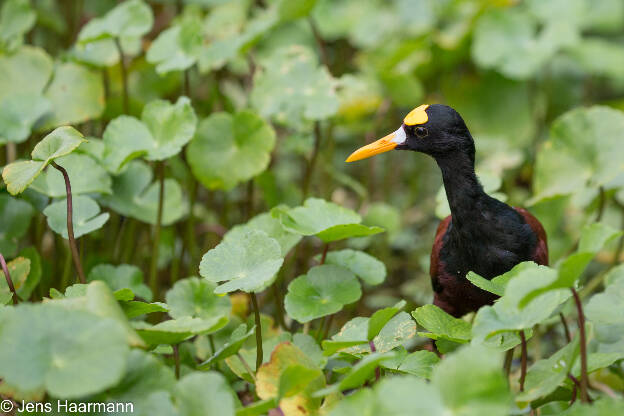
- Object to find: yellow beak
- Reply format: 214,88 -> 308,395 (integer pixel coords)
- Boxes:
345,127 -> 406,162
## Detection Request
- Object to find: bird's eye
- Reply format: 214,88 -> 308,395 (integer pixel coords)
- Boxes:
415,127 -> 428,138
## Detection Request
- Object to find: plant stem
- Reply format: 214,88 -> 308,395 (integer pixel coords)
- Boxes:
113,216 -> 127,262
519,331 -> 528,392
6,142 -> 16,163
369,340 -> 380,381
208,334 -> 216,355
595,186 -> 606,222
272,283 -> 288,330
571,288 -> 589,403
114,37 -> 129,114
251,292 -> 263,371
183,69 -> 190,98
560,312 -> 572,343
503,348 -> 513,379
173,344 -> 180,379
184,178 -> 199,269
246,180 -> 254,220
308,17 -> 329,69
237,352 -> 256,382
0,253 -> 18,305
302,121 -> 322,199
320,243 -> 329,265
150,161 -> 165,298
322,313 -> 334,340
51,161 -> 86,283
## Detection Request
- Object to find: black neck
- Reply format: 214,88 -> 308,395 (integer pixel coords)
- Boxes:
436,153 -> 487,231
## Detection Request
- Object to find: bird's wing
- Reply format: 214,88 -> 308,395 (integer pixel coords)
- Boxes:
514,207 -> 549,266
430,215 -> 452,280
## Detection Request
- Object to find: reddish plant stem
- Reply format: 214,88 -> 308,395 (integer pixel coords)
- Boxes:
369,340 -> 380,382
51,161 -> 86,283
571,287 -> 589,403
519,331 -> 528,392
320,243 -> 329,265
251,292 -> 263,371
173,344 -> 180,379
560,312 -> 572,343
302,121 -> 322,199
0,253 -> 18,305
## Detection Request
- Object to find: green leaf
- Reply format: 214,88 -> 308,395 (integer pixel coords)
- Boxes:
2,126 -> 86,195
316,352 -> 396,397
197,8 -> 278,73
146,15 -> 203,74
43,195 -> 110,239
519,223 -> 622,307
30,153 -> 111,197
186,111 -> 276,190
322,312 -> 416,356
389,350 -> 440,379
199,229 -> 284,294
285,264 -> 361,323
225,211 -> 302,256
412,304 -> 472,343
0,46 -> 53,102
273,198 -> 384,243
199,324 -> 255,369
327,376 -> 445,416
0,0 -> 35,51
277,0 -> 317,21
101,160 -> 188,225
562,398 -> 624,416
466,262 -> 536,297
0,194 -> 34,257
278,365 -> 324,399
0,93 -> 50,144
102,97 -> 197,171
236,399 -> 278,416
52,281 -> 145,348
88,263 -> 152,301
40,62 -> 105,129
78,0 -> 153,43
532,106 -> 624,204
121,302 -> 167,321
141,96 -> 197,161
293,333 -> 327,369
165,277 -> 231,320
101,349 -> 176,415
174,372 -> 235,416
321,249 -> 386,285
472,263 -> 568,349
471,7 -> 576,80
256,342 -> 325,416
31,126 -> 86,161
134,315 -> 228,346
432,344 -> 510,415
0,303 -> 129,398
586,266 -> 624,325
516,339 -> 579,403
251,46 -> 339,125
367,300 -> 405,341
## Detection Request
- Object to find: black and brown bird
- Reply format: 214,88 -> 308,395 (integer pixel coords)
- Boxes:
347,104 -> 548,318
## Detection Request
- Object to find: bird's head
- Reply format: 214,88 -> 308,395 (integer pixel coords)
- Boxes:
346,104 -> 475,164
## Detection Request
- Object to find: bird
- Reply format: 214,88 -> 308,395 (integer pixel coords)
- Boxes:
346,104 -> 548,318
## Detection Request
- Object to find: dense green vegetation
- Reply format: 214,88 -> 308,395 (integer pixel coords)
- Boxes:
1,0 -> 624,415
